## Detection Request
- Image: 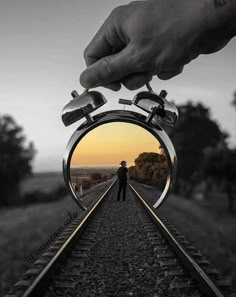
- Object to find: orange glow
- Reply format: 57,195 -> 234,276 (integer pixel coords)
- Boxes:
71,122 -> 161,167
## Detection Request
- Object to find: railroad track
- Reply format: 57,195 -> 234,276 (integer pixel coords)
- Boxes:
5,180 -> 232,297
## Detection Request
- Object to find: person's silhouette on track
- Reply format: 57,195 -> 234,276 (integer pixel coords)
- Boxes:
117,160 -> 128,201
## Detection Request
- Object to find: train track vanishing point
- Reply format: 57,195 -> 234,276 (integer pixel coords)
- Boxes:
5,180 -> 232,297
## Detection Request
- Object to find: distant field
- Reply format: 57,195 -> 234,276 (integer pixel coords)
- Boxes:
70,166 -> 117,174
0,180 -> 112,296
20,172 -> 64,194
70,167 -> 117,194
70,167 -> 117,182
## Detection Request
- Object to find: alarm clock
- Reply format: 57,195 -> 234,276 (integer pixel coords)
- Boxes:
62,83 -> 178,210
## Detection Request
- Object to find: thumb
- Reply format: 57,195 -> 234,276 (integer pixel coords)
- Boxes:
80,46 -> 134,89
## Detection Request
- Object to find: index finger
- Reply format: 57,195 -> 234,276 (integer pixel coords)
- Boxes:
84,22 -> 112,66
84,17 -> 124,67
82,18 -> 126,90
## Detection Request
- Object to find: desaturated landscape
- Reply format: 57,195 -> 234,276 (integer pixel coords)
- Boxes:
70,167 -> 117,191
1,99 -> 236,295
0,172 -> 112,295
19,172 -> 64,194
132,181 -> 236,289
0,173 -> 235,295
1,1 -> 236,295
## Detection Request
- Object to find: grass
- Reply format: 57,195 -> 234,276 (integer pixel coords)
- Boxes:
132,182 -> 236,289
1,175 -> 235,295
0,196 -> 78,295
159,195 -> 236,284
19,172 -> 64,194
0,174 -> 111,296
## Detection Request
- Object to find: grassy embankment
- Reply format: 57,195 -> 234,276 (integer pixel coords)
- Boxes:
1,175 -> 235,295
0,173 -> 111,296
133,182 -> 236,289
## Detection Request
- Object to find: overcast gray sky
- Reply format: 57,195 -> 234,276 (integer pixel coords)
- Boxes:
1,0 -> 236,172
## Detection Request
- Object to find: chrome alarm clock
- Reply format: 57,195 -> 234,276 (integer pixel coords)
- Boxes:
62,83 -> 178,210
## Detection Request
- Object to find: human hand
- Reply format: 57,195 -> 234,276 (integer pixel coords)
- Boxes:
80,0 -> 234,91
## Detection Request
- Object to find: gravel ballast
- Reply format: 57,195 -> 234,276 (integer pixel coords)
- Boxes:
44,183 -> 202,297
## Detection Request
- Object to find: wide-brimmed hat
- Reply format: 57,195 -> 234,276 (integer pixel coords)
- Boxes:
120,160 -> 126,165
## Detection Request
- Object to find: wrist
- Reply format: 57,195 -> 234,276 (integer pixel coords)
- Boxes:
204,0 -> 236,37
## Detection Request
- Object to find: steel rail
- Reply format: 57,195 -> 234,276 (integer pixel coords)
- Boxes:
129,183 -> 225,297
21,179 -> 116,297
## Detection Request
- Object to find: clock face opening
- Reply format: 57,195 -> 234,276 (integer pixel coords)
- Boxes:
69,122 -> 170,208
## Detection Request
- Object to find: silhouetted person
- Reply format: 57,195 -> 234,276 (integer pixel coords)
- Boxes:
117,160 -> 128,201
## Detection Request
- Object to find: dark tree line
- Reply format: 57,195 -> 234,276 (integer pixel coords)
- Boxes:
231,90 -> 236,108
0,114 -> 35,206
1,91 -> 235,209
169,101 -> 227,193
169,98 -> 236,212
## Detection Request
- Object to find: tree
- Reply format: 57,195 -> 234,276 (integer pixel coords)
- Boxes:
0,114 -> 35,205
231,90 -> 236,109
202,146 -> 236,212
169,101 -> 227,195
200,91 -> 236,211
129,152 -> 168,186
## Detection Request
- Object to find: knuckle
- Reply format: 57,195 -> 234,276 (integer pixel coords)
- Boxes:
110,5 -> 125,18
128,45 -> 151,71
127,51 -> 143,72
135,52 -> 149,71
101,57 -> 113,77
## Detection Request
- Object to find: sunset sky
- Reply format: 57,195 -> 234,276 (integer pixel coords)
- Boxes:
0,0 -> 235,172
71,122 -> 161,167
